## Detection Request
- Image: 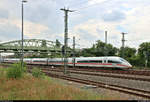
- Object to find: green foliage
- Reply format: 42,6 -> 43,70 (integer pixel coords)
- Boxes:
80,48 -> 95,57
118,46 -> 136,58
6,62 -> 27,79
138,42 -> 150,57
137,42 -> 150,67
31,68 -> 45,78
41,40 -> 47,47
92,40 -> 117,56
117,43 -> 150,67
77,40 -> 118,57
55,39 -> 61,48
127,55 -> 142,67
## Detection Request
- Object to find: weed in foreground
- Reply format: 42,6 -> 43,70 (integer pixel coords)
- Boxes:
31,67 -> 45,78
6,62 -> 27,79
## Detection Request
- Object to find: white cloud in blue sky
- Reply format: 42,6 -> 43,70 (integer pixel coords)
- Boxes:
0,0 -> 150,49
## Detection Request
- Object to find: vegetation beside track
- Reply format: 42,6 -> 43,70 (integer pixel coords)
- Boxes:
0,63 -> 123,100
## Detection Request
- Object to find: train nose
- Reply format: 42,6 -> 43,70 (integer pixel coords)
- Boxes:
128,63 -> 132,68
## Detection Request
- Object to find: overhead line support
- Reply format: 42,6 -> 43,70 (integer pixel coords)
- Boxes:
60,7 -> 75,75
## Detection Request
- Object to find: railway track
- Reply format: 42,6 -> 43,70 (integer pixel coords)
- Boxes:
28,69 -> 150,99
67,67 -> 150,76
38,68 -> 150,82
25,63 -> 150,76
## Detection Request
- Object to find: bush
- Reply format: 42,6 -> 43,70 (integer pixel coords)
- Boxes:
6,62 -> 27,79
31,68 -> 45,78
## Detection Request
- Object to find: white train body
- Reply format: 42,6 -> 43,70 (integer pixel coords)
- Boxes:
3,56 -> 132,69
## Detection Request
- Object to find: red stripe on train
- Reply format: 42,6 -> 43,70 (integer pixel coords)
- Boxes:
32,62 -> 128,66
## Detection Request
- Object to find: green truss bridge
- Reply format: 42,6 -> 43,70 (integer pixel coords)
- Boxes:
0,39 -> 64,54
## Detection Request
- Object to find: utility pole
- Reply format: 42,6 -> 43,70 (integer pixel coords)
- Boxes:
73,36 -> 75,68
60,7 -> 74,74
21,0 -> 27,69
105,31 -> 107,45
121,32 -> 127,58
105,31 -> 107,56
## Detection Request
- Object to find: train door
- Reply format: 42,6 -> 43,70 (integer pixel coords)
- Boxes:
103,57 -> 108,63
30,58 -> 32,64
72,58 -> 76,67
46,58 -> 49,65
108,60 -> 116,67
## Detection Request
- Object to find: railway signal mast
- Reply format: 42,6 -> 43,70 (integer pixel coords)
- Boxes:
60,7 -> 75,74
144,51 -> 149,68
105,31 -> 108,56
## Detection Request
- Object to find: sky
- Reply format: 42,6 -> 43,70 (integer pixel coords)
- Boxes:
0,0 -> 150,50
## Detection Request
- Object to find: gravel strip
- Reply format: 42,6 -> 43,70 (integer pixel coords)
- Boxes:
69,69 -> 150,80
69,73 -> 150,91
47,71 -> 150,100
47,70 -> 150,91
44,66 -> 150,79
51,76 -> 147,100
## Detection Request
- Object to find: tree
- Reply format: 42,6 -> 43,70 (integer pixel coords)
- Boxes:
138,42 -> 150,67
77,40 -> 117,57
56,39 -> 61,48
81,48 -> 95,57
41,40 -> 47,47
92,40 -> 118,56
118,46 -> 136,59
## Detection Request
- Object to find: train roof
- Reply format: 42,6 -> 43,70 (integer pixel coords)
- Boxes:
4,56 -> 126,61
76,56 -> 122,60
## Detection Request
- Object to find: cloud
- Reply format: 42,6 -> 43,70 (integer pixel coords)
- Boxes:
1,0 -> 150,50
102,10 -> 126,22
70,0 -> 150,49
0,19 -> 20,41
12,19 -> 51,38
72,19 -> 121,48
0,18 -> 52,41
78,28 -> 96,41
121,6 -> 150,48
0,9 -> 9,19
88,0 -> 109,6
116,25 -> 128,32
24,0 -> 64,34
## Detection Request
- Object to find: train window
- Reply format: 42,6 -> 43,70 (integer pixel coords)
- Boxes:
108,60 -> 121,64
88,60 -> 102,63
77,60 -> 89,63
49,60 -> 63,63
78,60 -> 102,63
120,58 -> 128,63
33,60 -> 46,62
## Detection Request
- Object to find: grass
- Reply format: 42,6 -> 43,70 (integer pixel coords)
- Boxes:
131,66 -> 150,70
0,67 -> 102,100
0,67 -> 127,100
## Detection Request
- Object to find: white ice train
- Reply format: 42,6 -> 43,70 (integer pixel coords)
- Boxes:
3,56 -> 132,69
